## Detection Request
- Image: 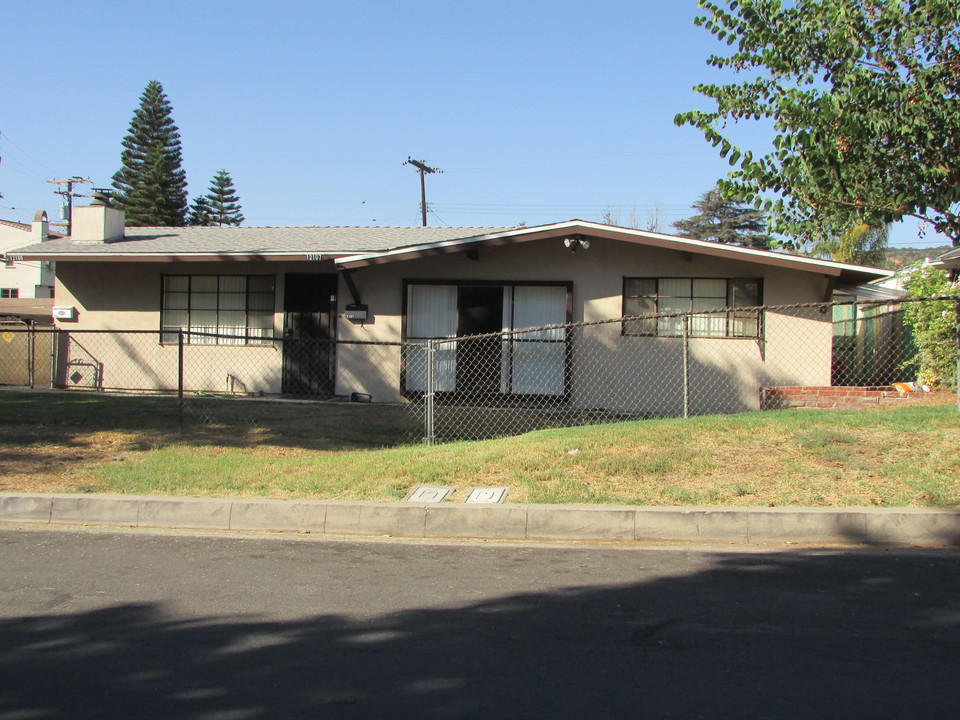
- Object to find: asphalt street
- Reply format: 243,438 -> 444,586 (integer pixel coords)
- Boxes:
1,526 -> 959,719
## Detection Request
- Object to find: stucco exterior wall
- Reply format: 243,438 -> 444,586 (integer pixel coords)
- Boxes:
54,260 -> 308,395
0,223 -> 55,299
336,236 -> 834,411
50,236 -> 835,412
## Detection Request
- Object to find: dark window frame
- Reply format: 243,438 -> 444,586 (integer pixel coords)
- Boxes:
622,277 -> 763,338
400,279 -> 573,400
160,274 -> 276,345
0,288 -> 19,299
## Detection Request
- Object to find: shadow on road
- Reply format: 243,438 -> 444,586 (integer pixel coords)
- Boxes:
1,547 -> 959,718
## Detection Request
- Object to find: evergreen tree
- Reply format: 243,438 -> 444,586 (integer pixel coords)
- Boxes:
187,195 -> 214,226
673,186 -> 773,249
204,169 -> 244,226
111,81 -> 188,226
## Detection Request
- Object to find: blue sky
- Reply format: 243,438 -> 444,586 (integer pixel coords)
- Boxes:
0,1 -> 948,249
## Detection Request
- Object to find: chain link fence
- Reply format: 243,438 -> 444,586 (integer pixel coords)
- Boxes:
1,298 -> 957,444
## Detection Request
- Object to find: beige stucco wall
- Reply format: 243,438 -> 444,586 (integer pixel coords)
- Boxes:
54,260 -> 313,395
51,236 -> 835,411
336,236 -> 834,412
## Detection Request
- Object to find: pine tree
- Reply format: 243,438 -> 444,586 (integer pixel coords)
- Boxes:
187,195 -> 214,226
673,186 -> 773,249
204,169 -> 244,226
111,81 -> 188,226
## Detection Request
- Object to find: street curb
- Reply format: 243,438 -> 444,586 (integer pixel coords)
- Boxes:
1,492 -> 959,546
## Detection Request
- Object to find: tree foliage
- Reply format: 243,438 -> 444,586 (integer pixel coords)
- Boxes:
901,264 -> 959,388
187,195 -> 214,226
111,81 -> 188,226
675,0 -> 960,249
205,169 -> 245,226
672,185 -> 774,248
811,222 -> 890,265
188,170 -> 244,227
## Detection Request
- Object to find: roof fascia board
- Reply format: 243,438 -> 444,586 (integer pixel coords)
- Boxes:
335,224 -> 580,269
336,219 -> 892,279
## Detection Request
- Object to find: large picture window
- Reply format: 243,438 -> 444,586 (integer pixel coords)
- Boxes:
623,278 -> 762,338
161,275 -> 275,345
404,281 -> 570,396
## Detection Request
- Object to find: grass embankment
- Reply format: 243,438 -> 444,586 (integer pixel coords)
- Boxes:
0,390 -> 957,507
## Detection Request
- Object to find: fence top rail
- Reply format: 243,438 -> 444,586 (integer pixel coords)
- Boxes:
412,295 -> 960,344
0,296 -> 955,344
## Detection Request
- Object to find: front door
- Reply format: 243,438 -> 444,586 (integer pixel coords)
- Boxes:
456,285 -> 503,394
282,274 -> 337,396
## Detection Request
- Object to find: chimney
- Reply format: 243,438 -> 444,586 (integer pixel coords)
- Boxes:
32,210 -> 49,241
71,194 -> 125,243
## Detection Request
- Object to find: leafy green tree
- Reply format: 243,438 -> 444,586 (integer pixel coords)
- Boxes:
187,195 -> 214,226
901,264 -> 958,389
812,222 -> 889,266
675,1 -> 960,249
673,185 -> 773,248
204,169 -> 244,226
111,80 -> 188,226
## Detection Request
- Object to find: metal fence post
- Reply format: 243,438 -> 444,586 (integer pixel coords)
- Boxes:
682,314 -> 690,418
424,340 -> 436,446
50,328 -> 57,389
27,321 -> 35,389
955,299 -> 959,413
178,329 -> 185,431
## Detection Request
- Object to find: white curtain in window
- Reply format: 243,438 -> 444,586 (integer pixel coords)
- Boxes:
406,285 -> 457,391
500,286 -> 513,393
510,286 -> 566,395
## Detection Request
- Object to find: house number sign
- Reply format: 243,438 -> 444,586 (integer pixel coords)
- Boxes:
306,254 -> 323,261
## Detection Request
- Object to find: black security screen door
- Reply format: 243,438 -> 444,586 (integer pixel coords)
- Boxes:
282,274 -> 337,396
456,285 -> 503,394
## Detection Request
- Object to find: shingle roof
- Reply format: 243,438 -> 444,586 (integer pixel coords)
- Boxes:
9,219 -> 892,285
12,225 -> 514,258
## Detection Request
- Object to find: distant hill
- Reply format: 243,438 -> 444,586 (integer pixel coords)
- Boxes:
885,246 -> 952,269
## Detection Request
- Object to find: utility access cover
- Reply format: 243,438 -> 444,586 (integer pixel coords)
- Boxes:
406,486 -> 454,503
464,487 -> 509,504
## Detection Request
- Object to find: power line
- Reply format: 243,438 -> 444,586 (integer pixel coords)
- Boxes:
0,130 -> 62,177
48,177 -> 91,235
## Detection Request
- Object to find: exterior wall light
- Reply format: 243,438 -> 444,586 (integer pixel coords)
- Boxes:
563,235 -> 591,252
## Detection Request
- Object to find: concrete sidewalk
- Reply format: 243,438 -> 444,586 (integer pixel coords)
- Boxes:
2,492 -> 960,546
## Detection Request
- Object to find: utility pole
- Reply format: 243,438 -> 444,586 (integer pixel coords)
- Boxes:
404,158 -> 442,227
49,177 -> 91,235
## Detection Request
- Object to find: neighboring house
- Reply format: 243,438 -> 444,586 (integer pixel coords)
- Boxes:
0,213 -> 57,301
12,201 -> 892,413
934,246 -> 960,279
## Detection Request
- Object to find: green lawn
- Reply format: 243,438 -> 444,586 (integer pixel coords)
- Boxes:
1,390 -> 958,507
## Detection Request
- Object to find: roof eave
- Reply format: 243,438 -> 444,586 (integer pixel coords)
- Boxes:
335,220 -> 893,282
12,250 -> 356,262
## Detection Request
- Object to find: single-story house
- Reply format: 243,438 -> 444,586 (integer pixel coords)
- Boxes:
11,201 -> 892,414
0,212 -> 57,300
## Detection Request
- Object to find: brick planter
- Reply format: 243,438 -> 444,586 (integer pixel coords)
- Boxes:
761,385 -> 921,410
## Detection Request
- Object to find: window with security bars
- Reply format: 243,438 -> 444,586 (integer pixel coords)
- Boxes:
1,288 -> 19,298
161,275 -> 275,345
623,278 -> 762,338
